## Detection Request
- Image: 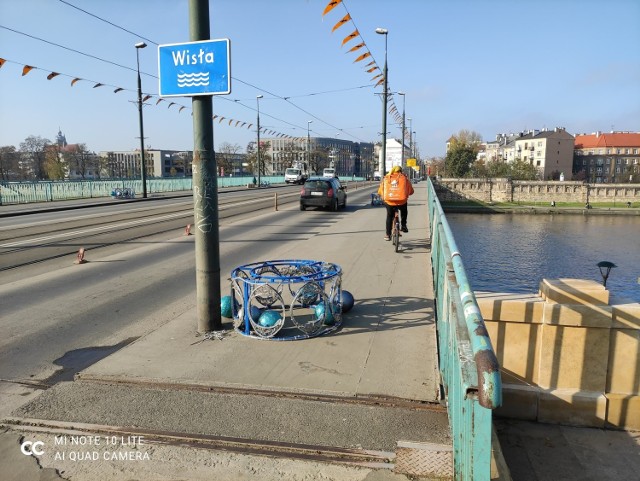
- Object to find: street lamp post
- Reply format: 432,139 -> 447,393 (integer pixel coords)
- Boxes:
376,27 -> 388,177
398,92 -> 406,170
407,117 -> 413,160
307,120 -> 313,167
256,95 -> 263,186
135,41 -> 148,198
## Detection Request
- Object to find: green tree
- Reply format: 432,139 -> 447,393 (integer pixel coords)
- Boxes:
510,159 -> 539,180
445,130 -> 482,177
0,145 -> 18,181
44,144 -> 67,180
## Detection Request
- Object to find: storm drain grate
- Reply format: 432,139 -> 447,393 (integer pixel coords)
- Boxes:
394,441 -> 453,479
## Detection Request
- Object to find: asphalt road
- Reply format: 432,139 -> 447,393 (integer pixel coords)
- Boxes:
0,184 -> 376,419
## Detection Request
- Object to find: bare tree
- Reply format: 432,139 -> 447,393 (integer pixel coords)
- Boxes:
217,142 -> 242,176
19,135 -> 51,180
65,143 -> 92,179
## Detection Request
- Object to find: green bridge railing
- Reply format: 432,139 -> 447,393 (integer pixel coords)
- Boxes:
427,177 -> 502,480
0,176 -> 285,205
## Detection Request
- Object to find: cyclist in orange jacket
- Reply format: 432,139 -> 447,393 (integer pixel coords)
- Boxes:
377,165 -> 414,241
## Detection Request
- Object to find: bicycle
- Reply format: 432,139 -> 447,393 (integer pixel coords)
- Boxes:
391,208 -> 401,252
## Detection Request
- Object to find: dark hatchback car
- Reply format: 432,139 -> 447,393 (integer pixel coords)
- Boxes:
300,177 -> 347,211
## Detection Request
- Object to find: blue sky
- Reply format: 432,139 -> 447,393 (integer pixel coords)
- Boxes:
1,0 -> 639,158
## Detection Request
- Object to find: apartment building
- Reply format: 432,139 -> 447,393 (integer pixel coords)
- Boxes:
264,137 -> 374,178
481,128 -> 574,179
573,131 -> 640,183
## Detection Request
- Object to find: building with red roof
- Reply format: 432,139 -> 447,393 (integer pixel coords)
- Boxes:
574,132 -> 640,183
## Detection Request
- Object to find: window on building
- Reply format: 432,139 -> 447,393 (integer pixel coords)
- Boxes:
626,149 -> 630,154
617,149 -> 621,154
616,158 -> 621,164
538,141 -> 543,147
537,151 -> 541,157
616,167 -> 621,173
606,149 -> 611,154
606,158 -> 610,164
590,150 -> 594,155
634,149 -> 638,154
599,149 -> 604,154
583,159 -> 587,165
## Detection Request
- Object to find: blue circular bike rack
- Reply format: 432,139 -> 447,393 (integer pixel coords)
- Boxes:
230,259 -> 343,340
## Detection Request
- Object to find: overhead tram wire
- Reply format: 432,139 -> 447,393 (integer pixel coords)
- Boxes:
57,0 -> 157,46
0,25 -> 139,75
55,1 -> 376,141
21,5 -> 372,141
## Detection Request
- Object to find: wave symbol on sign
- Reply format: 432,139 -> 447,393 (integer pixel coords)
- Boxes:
177,72 -> 210,87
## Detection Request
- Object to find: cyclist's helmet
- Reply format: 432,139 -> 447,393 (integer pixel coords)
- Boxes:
391,166 -> 403,174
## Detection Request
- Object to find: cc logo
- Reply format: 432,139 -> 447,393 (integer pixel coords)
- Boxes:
20,440 -> 45,456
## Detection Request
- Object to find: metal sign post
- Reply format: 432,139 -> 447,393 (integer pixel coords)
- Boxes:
159,0 -> 232,332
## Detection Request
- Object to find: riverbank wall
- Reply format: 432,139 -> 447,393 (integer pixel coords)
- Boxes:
476,279 -> 640,431
434,178 -> 640,205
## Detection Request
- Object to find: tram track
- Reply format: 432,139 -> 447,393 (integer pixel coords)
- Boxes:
0,188 -> 301,272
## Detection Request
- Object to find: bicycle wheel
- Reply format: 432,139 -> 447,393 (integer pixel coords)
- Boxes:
392,219 -> 400,252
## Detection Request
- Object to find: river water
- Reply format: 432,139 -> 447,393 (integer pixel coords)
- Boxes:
446,213 -> 640,302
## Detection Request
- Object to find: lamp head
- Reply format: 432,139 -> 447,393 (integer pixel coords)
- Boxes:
256,94 -> 263,99
135,42 -> 147,49
375,28 -> 388,35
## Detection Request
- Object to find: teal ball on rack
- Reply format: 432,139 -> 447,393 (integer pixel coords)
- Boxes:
314,301 -> 335,325
249,305 -> 263,321
258,309 -> 281,327
220,295 -> 233,318
341,290 -> 354,313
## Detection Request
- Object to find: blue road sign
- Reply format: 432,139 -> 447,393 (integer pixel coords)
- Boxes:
158,39 -> 231,97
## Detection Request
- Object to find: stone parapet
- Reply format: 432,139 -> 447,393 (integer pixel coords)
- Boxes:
479,279 -> 640,430
434,178 -> 640,204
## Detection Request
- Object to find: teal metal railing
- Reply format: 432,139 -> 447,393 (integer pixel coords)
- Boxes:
427,177 -> 502,480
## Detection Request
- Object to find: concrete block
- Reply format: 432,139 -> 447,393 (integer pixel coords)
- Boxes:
494,383 -> 539,421
606,328 -> 640,394
605,393 -> 640,430
537,324 -> 610,392
539,278 -> 610,305
475,292 -> 544,323
611,303 -> 640,329
542,303 -> 613,328
485,320 -> 541,385
538,389 -> 606,427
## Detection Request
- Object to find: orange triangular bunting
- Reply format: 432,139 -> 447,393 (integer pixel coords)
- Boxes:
331,13 -> 351,32
46,72 -> 59,80
322,0 -> 342,16
347,42 -> 365,53
341,30 -> 359,46
22,65 -> 34,76
353,52 -> 371,63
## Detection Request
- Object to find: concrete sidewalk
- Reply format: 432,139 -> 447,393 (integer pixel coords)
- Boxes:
4,183 -> 458,480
